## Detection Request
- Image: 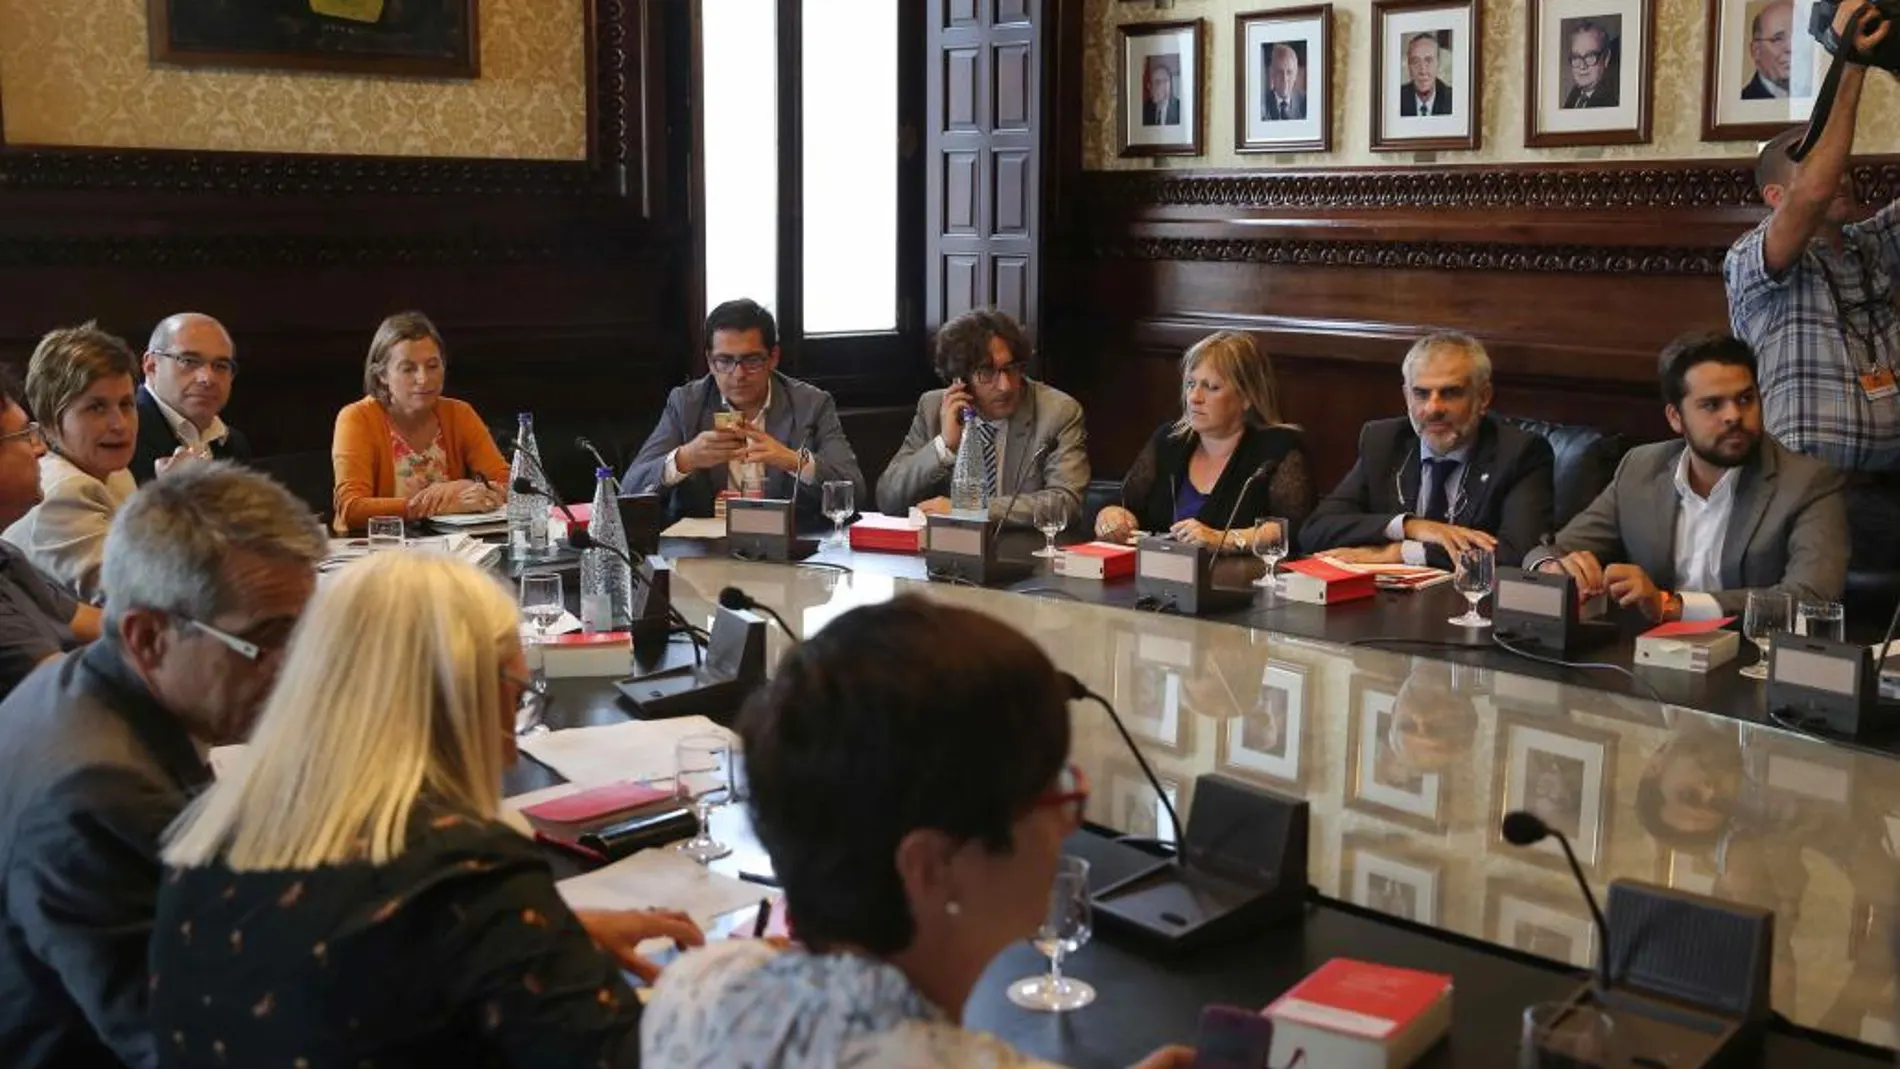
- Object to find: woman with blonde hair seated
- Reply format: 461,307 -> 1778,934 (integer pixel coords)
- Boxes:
331,311 -> 510,533
1095,330 -> 1313,553
151,551 -> 700,1068
2,322 -> 141,599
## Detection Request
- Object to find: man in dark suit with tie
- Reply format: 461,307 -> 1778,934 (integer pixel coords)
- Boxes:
1561,21 -> 1619,109
130,313 -> 251,485
1301,332 -> 1555,570
1262,43 -> 1307,121
1399,32 -> 1454,116
1141,61 -> 1181,126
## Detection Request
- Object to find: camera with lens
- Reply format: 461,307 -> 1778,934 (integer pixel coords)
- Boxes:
1789,2 -> 1900,161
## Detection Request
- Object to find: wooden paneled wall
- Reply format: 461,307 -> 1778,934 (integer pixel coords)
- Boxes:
1040,160 -> 1900,490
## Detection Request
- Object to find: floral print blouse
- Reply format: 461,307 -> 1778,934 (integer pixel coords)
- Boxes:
390,426 -> 451,500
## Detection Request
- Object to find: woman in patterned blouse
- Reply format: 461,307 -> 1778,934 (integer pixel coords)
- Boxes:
641,596 -> 1194,1069
150,550 -> 701,1068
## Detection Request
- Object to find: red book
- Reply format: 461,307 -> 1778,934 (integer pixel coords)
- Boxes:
521,780 -> 673,826
540,630 -> 632,678
849,513 -> 925,554
1280,557 -> 1378,605
1264,958 -> 1452,1069
549,502 -> 593,542
1054,541 -> 1137,580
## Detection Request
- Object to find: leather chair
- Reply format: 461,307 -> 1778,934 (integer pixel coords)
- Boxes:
1496,414 -> 1629,531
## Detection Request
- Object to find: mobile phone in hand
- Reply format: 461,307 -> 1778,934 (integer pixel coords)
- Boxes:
1189,1005 -> 1276,1069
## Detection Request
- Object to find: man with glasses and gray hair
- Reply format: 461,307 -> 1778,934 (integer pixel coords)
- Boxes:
0,366 -> 100,698
877,307 -> 1090,526
622,297 -> 868,525
130,312 -> 251,485
0,462 -> 324,1069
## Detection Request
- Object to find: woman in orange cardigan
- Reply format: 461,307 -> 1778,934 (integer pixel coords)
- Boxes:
331,312 -> 510,534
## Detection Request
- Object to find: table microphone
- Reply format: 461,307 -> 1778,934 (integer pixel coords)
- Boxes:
718,586 -> 798,642
575,435 -> 613,474
1062,672 -> 1185,862
984,438 -> 1054,557
1212,461 -> 1276,554
1502,810 -> 1611,993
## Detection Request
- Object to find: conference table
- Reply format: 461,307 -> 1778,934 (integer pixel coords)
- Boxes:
492,529 -> 1900,1068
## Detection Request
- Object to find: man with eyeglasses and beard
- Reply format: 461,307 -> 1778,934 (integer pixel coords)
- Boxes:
130,313 -> 251,485
622,298 -> 868,526
877,307 -> 1089,528
1524,333 -> 1846,622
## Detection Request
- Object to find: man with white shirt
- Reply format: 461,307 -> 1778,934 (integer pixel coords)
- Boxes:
1524,334 -> 1847,622
130,313 -> 251,485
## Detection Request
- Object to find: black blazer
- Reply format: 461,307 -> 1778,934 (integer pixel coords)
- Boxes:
1300,414 -> 1554,570
1399,80 -> 1454,116
128,385 -> 251,486
1121,423 -> 1314,541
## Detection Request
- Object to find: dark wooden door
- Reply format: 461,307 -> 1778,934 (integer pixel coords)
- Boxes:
926,0 -> 1039,337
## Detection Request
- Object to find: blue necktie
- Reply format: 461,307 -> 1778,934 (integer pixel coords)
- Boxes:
975,420 -> 998,498
1421,457 -> 1459,522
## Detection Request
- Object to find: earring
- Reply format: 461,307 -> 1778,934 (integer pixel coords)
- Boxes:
944,901 -> 962,917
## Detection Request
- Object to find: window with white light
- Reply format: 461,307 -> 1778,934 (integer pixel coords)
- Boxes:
702,0 -> 779,318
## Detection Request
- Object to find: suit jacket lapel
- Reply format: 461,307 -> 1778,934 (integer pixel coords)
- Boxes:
1005,386 -> 1037,493
1461,419 -> 1500,525
1640,442 -> 1687,589
1721,444 -> 1777,587
763,375 -> 797,496
1390,424 -> 1422,515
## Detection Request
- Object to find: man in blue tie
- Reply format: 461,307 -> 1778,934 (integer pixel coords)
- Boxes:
877,308 -> 1090,527
1300,332 -> 1554,570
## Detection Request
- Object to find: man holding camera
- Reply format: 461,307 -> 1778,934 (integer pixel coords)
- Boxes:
1726,0 -> 1900,570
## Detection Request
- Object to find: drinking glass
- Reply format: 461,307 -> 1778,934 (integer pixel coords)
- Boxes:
1518,1001 -> 1615,1069
366,516 -> 404,550
1449,545 -> 1496,628
1006,855 -> 1095,1012
1033,496 -> 1070,559
518,571 -> 565,644
1741,590 -> 1793,680
1250,516 -> 1288,590
674,733 -> 734,863
822,480 -> 855,546
1797,600 -> 1846,643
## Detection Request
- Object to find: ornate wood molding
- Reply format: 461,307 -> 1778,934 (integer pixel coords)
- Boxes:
1084,165 -> 1764,211
1095,236 -> 1725,275
0,0 -> 642,202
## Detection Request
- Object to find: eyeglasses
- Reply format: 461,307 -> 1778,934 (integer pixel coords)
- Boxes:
1568,48 -> 1607,67
709,353 -> 770,374
153,350 -> 239,377
507,671 -> 551,735
1032,762 -> 1091,825
0,423 -> 45,450
971,362 -> 1028,387
175,614 -> 296,662
1753,32 -> 1790,46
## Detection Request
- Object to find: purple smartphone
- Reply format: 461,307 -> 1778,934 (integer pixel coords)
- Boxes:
1190,1004 -> 1276,1069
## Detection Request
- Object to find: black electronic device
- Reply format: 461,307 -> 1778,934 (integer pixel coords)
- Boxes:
578,807 -> 698,860
1794,2 -> 1900,162
616,493 -> 663,556
1188,1005 -> 1277,1069
1766,631 -> 1887,738
1493,566 -> 1616,655
1134,536 -> 1252,616
727,498 -> 817,562
719,586 -> 798,642
614,603 -> 767,722
925,512 -> 1034,586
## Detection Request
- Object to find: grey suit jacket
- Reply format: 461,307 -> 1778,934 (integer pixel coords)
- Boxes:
0,641 -> 209,1069
619,371 -> 868,526
875,381 -> 1090,526
1522,437 -> 1848,615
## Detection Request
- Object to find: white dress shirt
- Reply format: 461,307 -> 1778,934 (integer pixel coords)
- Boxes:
148,388 -> 229,452
1384,440 -> 1472,566
1671,451 -> 1739,621
661,381 -> 815,489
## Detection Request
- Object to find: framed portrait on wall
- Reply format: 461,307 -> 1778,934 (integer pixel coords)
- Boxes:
1343,834 -> 1444,926
1119,19 -> 1206,157
1235,5 -> 1333,153
1216,660 -> 1312,787
148,0 -> 480,79
1110,628 -> 1194,755
1371,0 -> 1482,151
1703,0 -> 1829,140
1484,876 -> 1597,969
1345,676 -> 1449,834
1525,0 -> 1655,146
1489,713 -> 1618,876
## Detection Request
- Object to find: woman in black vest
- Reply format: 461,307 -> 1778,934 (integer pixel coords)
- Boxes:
1095,331 -> 1312,553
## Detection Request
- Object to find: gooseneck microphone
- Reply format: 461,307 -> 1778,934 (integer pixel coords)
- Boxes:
718,586 -> 798,642
1213,461 -> 1276,555
985,438 -> 1055,558
575,435 -> 613,474
1063,673 -> 1185,863
1502,810 -> 1612,993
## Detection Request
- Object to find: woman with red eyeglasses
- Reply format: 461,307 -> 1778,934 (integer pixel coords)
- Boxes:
641,595 -> 1192,1069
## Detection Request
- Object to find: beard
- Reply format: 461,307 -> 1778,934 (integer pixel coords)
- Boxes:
1687,427 -> 1759,469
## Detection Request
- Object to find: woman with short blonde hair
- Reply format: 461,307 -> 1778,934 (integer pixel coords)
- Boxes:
153,551 -> 698,1068
1097,330 -> 1313,552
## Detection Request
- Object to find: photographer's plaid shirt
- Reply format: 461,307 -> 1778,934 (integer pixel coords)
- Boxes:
1726,203 -> 1900,473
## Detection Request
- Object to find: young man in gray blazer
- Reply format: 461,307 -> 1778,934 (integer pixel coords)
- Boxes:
1524,334 -> 1847,622
876,308 -> 1089,527
622,299 -> 868,526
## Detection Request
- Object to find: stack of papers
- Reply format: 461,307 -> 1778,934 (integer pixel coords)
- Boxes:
428,509 -> 509,527
556,848 -> 763,929
1321,560 -> 1453,591
322,533 -> 502,573
517,715 -> 734,787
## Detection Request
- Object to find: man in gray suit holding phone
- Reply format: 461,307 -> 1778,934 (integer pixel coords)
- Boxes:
877,308 -> 1089,527
1523,333 -> 1847,621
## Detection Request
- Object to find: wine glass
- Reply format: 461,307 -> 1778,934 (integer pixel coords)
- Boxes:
1033,496 -> 1070,559
674,733 -> 734,863
1449,545 -> 1496,628
1006,855 -> 1095,1012
1519,1001 -> 1616,1069
518,571 -> 564,644
1250,516 -> 1288,590
822,480 -> 855,546
1740,590 -> 1793,681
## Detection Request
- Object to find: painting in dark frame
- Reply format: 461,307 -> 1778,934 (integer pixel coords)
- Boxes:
149,0 -> 480,79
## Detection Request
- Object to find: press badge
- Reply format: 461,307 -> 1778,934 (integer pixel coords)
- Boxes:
1861,367 -> 1898,400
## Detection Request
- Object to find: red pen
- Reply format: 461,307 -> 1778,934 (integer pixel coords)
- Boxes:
534,831 -> 611,865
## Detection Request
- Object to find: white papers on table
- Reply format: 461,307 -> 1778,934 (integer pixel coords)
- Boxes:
517,715 -> 734,788
322,534 -> 501,573
428,509 -> 509,527
661,517 -> 727,540
556,847 -> 762,929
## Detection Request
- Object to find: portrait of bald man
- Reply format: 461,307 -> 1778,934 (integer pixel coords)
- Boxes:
1261,42 -> 1308,121
130,313 -> 251,485
1742,0 -> 1793,100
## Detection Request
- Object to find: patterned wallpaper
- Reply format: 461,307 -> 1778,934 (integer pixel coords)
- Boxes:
1084,0 -> 1900,169
0,0 -> 586,160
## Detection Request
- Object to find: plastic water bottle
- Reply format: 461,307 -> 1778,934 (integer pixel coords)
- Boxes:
949,409 -> 988,518
579,467 -> 633,633
507,412 -> 551,558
